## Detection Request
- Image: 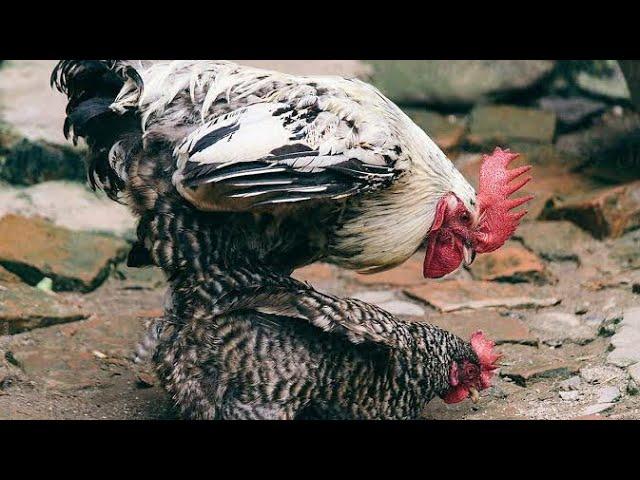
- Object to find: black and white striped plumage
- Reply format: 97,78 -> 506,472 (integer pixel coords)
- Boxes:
52,60 -> 486,419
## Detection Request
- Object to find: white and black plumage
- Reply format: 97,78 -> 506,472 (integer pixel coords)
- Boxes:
52,60 -> 511,419
52,59 -> 489,276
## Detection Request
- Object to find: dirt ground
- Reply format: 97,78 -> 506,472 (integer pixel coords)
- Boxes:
1,60 -> 640,420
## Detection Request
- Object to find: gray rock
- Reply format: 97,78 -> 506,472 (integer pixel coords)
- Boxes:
0,181 -> 135,238
581,403 -> 614,416
514,221 -> 594,263
609,230 -> 640,271
558,375 -> 582,391
376,301 -> 425,317
0,282 -> 87,335
366,60 -> 555,108
559,390 -> 580,401
351,290 -> 397,304
236,60 -> 372,79
628,363 -> 640,385
580,365 -> 625,385
574,60 -> 630,101
528,311 -> 598,345
607,307 -> 640,367
0,60 -> 71,146
0,214 -> 128,293
537,96 -> 606,130
596,386 -> 621,404
467,105 -> 556,148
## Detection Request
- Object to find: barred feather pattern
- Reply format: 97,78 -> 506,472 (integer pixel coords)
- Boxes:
150,262 -> 477,420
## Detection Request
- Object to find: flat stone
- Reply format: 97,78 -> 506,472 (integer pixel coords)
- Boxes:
237,60 -> 372,79
581,403 -> 615,416
608,229 -> 640,270
498,344 -> 580,386
619,60 -> 640,110
351,290 -> 397,304
0,214 -> 128,292
596,386 -> 621,404
405,279 -> 560,313
0,60 -> 72,145
556,111 -> 640,184
514,221 -> 594,262
0,181 -> 136,238
540,181 -> 640,239
404,109 -> 465,151
607,307 -> 640,367
467,105 -> 556,148
558,376 -> 582,391
0,266 -> 20,284
0,130 -> 85,186
366,60 -> 555,108
580,365 -> 626,384
0,282 -> 87,335
571,414 -> 607,420
425,310 -> 536,345
628,363 -> 640,384
575,60 -> 630,101
113,265 -> 165,290
537,96 -> 607,131
2,314 -> 146,392
376,301 -> 425,317
527,311 -> 598,345
353,255 -> 426,287
468,242 -> 552,284
559,390 -> 580,401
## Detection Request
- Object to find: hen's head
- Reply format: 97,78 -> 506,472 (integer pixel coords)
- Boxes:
441,331 -> 501,404
423,147 -> 533,278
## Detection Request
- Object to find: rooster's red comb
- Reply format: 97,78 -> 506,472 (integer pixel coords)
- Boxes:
473,147 -> 533,254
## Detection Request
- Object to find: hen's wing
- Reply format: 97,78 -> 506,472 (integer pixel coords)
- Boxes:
209,278 -> 411,349
172,88 -> 402,211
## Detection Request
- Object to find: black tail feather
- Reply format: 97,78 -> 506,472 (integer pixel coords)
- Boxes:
51,60 -> 144,199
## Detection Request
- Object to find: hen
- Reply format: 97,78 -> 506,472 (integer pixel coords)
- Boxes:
150,263 -> 500,419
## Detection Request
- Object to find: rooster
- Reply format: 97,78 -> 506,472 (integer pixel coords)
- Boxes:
52,60 -> 528,419
51,60 -> 531,279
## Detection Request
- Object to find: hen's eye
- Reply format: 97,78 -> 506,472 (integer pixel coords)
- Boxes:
460,212 -> 470,223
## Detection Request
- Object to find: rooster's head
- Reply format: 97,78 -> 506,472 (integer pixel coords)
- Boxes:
423,147 -> 533,278
441,331 -> 501,404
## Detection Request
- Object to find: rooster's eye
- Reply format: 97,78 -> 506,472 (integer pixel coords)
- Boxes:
460,212 -> 470,224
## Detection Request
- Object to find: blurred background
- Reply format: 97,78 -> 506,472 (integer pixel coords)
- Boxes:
1,60 -> 639,420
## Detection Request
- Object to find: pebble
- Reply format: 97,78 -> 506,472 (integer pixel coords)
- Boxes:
582,403 -> 614,416
607,307 -> 640,367
559,391 -> 580,401
580,365 -> 624,384
558,376 -> 582,391
628,363 -> 640,384
575,304 -> 589,315
376,301 -> 425,317
596,386 -> 621,404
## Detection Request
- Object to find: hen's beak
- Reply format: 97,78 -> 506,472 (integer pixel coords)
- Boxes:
469,387 -> 480,404
463,244 -> 476,267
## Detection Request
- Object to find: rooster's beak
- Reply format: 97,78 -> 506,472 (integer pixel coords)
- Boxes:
463,244 -> 476,267
469,387 -> 480,404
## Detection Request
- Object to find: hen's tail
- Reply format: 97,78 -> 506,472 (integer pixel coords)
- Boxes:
51,60 -> 144,199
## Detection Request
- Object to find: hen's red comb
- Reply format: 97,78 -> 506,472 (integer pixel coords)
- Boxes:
473,147 -> 533,254
470,331 -> 501,389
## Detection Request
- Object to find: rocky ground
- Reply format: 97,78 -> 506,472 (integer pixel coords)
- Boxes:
1,60 -> 640,419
